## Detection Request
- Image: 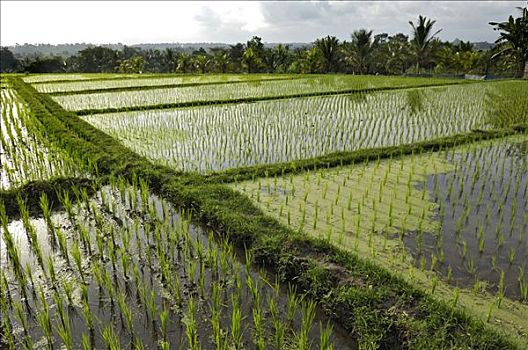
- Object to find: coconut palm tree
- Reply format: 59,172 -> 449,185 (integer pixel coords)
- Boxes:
409,15 -> 442,72
347,29 -> 376,74
176,53 -> 193,73
194,54 -> 209,74
242,47 -> 261,73
162,48 -> 177,73
212,50 -> 229,73
489,6 -> 528,78
314,36 -> 340,73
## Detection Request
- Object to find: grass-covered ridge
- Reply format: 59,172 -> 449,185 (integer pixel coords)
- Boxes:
6,74 -> 527,348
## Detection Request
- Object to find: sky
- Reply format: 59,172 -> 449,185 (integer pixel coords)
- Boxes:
1,1 -> 526,46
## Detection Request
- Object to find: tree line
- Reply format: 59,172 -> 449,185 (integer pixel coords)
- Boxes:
1,11 -> 526,78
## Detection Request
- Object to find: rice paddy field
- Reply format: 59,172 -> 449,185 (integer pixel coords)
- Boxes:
1,72 -> 527,349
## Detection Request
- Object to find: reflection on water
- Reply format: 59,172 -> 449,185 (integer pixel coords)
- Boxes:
403,137 -> 528,300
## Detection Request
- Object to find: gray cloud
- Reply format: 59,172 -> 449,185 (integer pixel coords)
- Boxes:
1,1 -> 525,45
251,1 -> 526,43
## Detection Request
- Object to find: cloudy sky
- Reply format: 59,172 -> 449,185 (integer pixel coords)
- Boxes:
1,1 -> 525,46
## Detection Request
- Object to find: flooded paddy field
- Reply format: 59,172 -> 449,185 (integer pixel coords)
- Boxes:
404,135 -> 527,300
3,73 -> 527,349
53,75 -> 467,112
232,135 -> 528,334
33,74 -> 300,94
1,177 -> 353,349
81,81 -> 526,172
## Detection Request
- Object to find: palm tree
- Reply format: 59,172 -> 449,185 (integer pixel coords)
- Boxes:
212,50 -> 229,73
409,15 -> 442,72
176,53 -> 193,73
303,47 -> 321,73
314,36 -> 340,73
194,55 -> 209,74
242,47 -> 261,73
489,6 -> 528,78
347,29 -> 376,74
163,48 -> 177,73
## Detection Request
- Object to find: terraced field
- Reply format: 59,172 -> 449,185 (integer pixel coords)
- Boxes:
1,73 -> 527,349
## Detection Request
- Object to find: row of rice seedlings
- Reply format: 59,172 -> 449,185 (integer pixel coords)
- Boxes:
21,73 -> 161,84
232,135 -> 528,304
0,87 -> 85,190
21,74 -> 90,84
0,174 -> 347,349
34,74 -> 297,94
81,82 -> 511,173
53,74 -> 469,111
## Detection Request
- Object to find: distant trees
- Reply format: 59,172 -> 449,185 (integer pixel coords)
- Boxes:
6,6 -> 526,78
384,34 -> 413,74
118,55 -> 145,74
490,6 -> 528,78
0,47 -> 19,72
242,47 -> 260,73
24,56 -> 65,73
176,53 -> 193,73
210,49 -> 230,73
69,46 -> 118,73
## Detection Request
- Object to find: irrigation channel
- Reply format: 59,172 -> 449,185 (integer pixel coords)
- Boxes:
0,177 -> 354,349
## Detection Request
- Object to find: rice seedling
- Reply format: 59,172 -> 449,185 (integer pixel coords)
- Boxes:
14,300 -> 32,349
184,296 -> 200,350
160,303 -> 169,342
320,321 -> 334,350
296,300 -> 317,350
81,334 -> 91,350
102,325 -> 120,350
0,87 -> 83,190
497,271 -> 505,308
36,285 -> 54,350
